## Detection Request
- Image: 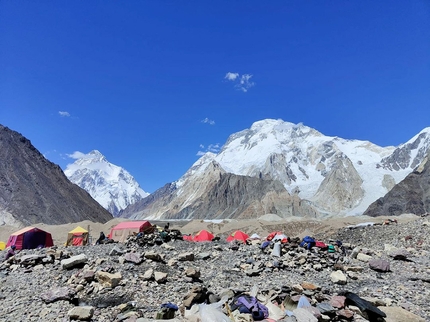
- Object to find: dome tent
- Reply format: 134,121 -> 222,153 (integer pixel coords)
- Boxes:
193,230 -> 214,242
6,227 -> 54,250
226,230 -> 249,243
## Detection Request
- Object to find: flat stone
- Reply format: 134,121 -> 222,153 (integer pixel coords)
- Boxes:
68,306 -> 94,320
379,306 -> 425,322
40,286 -> 75,303
61,254 -> 88,269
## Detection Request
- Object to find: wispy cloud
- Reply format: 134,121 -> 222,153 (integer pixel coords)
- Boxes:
224,72 -> 255,92
196,143 -> 221,156
67,151 -> 86,159
59,111 -> 71,117
225,72 -> 239,81
201,117 -> 215,125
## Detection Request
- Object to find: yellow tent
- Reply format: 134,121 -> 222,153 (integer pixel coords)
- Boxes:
0,241 -> 6,251
66,226 -> 89,246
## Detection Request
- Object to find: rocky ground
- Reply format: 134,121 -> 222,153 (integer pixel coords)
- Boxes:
0,216 -> 429,322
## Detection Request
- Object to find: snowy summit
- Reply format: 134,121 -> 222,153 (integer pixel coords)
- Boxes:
64,150 -> 149,216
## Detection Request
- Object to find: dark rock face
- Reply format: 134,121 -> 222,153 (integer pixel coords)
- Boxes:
121,171 -> 319,220
0,125 -> 113,225
363,151 -> 430,217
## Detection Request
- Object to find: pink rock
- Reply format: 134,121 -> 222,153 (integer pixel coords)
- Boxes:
330,295 -> 346,308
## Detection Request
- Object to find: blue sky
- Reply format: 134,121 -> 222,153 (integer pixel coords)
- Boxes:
1,1 -> 429,193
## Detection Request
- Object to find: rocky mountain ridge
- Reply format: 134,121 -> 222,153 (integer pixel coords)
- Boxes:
0,125 -> 113,226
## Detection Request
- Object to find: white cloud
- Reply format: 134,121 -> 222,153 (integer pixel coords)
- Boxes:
208,143 -> 220,153
225,72 -> 239,81
59,111 -> 71,117
224,72 -> 255,92
196,143 -> 221,156
67,151 -> 86,159
201,117 -> 215,125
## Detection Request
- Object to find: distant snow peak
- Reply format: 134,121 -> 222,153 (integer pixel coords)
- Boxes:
64,150 -> 149,216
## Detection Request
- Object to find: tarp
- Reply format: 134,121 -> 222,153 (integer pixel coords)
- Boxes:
0,241 -> 5,251
249,233 -> 261,240
109,221 -> 153,242
193,230 -> 214,242
226,230 -> 249,243
66,226 -> 89,246
267,231 -> 288,243
183,235 -> 193,241
6,227 -> 54,250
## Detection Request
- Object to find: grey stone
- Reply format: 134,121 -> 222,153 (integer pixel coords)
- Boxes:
61,254 -> 88,269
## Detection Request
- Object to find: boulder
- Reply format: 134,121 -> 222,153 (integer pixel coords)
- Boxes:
357,253 -> 372,262
68,306 -> 94,320
293,308 -> 318,322
330,270 -> 347,285
369,259 -> 390,272
124,252 -> 143,264
144,251 -> 163,262
61,254 -> 88,269
95,271 -> 122,288
40,286 -> 76,303
379,306 -> 425,322
178,252 -> 194,261
154,271 -> 168,283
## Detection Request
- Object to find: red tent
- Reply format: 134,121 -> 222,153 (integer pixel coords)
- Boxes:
182,235 -> 193,241
109,221 -> 153,242
6,227 -> 54,250
226,230 -> 249,243
193,230 -> 214,242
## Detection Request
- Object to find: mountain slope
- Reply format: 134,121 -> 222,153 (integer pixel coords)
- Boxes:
0,125 -> 113,226
120,160 -> 319,220
120,119 -> 430,220
64,150 -> 149,216
363,150 -> 430,217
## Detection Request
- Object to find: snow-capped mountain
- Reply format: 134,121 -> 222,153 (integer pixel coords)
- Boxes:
120,119 -> 430,220
64,150 -> 149,216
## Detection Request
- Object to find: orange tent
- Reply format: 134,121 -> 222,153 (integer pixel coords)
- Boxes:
226,230 -> 249,243
193,230 -> 214,242
66,226 -> 89,246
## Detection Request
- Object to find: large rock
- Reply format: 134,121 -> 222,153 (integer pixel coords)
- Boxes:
293,308 -> 318,322
330,270 -> 347,285
67,306 -> 94,321
124,252 -> 143,264
95,271 -> 122,288
357,253 -> 372,262
178,252 -> 195,261
379,306 -> 425,322
40,287 -> 76,303
369,259 -> 390,272
61,254 -> 88,269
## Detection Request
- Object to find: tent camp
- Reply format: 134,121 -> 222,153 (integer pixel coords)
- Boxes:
226,230 -> 249,243
108,221 -> 153,242
0,241 -> 6,251
193,230 -> 214,242
6,227 -> 54,250
66,226 -> 89,246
